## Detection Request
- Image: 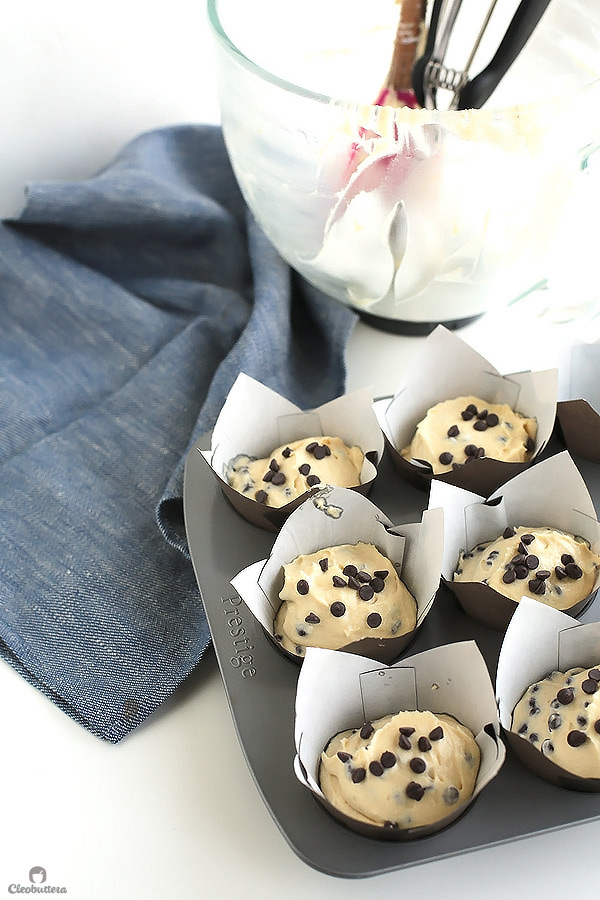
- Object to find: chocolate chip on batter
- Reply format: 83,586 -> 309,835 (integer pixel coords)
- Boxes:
255,489 -> 268,503
561,553 -> 574,565
381,751 -> 396,768
369,760 -> 384,777
298,463 -> 311,476
528,578 -> 546,595
548,713 -> 562,730
589,669 -> 600,682
330,601 -> 346,617
399,726 -> 415,735
595,720 -> 600,734
511,553 -> 527,566
582,679 -> 599,694
398,734 -> 412,750
555,565 -> 568,580
374,570 -> 389,580
360,585 -> 376,602
305,612 -> 320,624
305,441 -> 318,454
371,577 -> 385,593
541,739 -> 554,755
296,627 -> 306,637
343,564 -> 358,577
357,571 -> 372,583
296,579 -> 309,595
360,722 -> 374,740
332,575 -> 346,588
262,469 -> 274,482
565,562 -> 583,579
347,575 -> 361,590
306,474 -> 321,487
313,445 -> 327,460
525,554 -> 539,570
473,419 -> 488,432
281,447 -> 292,458
337,751 -> 352,762
567,730 -> 587,747
464,443 -> 477,456
518,723 -> 528,734
409,757 -> 426,774
351,767 -> 366,783
429,726 -> 444,741
557,687 -> 575,705
515,565 -> 529,580
366,612 -> 382,628
269,458 -> 279,472
536,570 -> 551,580
486,413 -> 499,427
405,781 -> 425,801
439,451 -> 453,465
418,736 -> 432,752
447,425 -> 460,437
503,568 -> 517,584
520,533 -> 535,545
319,558 -> 329,572
271,471 -> 286,485
503,526 -> 516,538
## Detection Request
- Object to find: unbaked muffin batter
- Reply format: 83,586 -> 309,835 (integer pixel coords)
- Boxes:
512,665 -> 600,778
226,436 -> 364,507
274,542 -> 416,657
454,525 -> 599,611
319,709 -> 480,829
401,395 -> 537,474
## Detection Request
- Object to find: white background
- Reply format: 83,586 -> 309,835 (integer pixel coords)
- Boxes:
2,2 -> 600,898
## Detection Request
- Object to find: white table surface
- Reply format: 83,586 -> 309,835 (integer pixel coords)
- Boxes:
2,3 -> 600,898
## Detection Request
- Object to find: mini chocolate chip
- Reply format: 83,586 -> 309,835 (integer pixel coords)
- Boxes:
557,687 -> 575,705
369,760 -> 384,777
473,419 -> 488,431
561,554 -> 575,565
447,425 -> 459,437
521,533 -> 535,544
439,451 -> 453,465
313,445 -> 327,460
409,757 -> 426,773
374,570 -> 389,580
399,726 -> 415,735
381,751 -> 396,768
589,668 -> 600,682
332,575 -> 346,588
503,526 -> 516,538
595,720 -> 600,734
476,408 -> 489,419
565,562 -> 583,579
296,579 -> 309,595
271,471 -> 286,485
541,739 -> 554,755
269,458 -> 279,471
526,554 -> 539,570
330,601 -> 346,617
486,413 -> 499,427
351,767 -> 366,783
305,612 -> 320,624
360,722 -> 374,739
371,577 -> 385,593
398,734 -> 412,750
529,733 -> 539,743
345,575 -> 359,591
298,463 -> 311,476
323,444 -> 331,456
281,447 -> 292,458
262,469 -> 274,482
503,569 -> 516,584
360,585 -> 375,602
429,726 -> 444,741
515,565 -> 529,579
319,558 -> 329,572
357,571 -> 371,583
405,782 -> 425,801
337,751 -> 352,762
548,713 -> 562,730
296,627 -> 306,637
295,645 -> 304,655
511,553 -> 527,565
582,679 -> 599,694
255,489 -> 268,503
305,441 -> 318,454
577,715 -> 588,727
418,736 -> 432,752
343,564 -> 357,577
567,730 -> 587,747
476,446 -> 486,458
366,612 -> 382,628
443,786 -> 460,805
555,565 -> 568,579
536,570 -> 551,580
464,443 -> 477,456
518,723 -> 528,734
528,578 -> 545,595
306,474 -> 321,487
461,410 -> 475,421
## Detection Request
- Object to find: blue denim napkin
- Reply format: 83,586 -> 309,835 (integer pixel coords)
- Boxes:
0,125 -> 357,742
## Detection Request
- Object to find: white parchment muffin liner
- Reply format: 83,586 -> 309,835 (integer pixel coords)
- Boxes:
231,485 -> 444,665
201,372 -> 385,531
430,451 -> 600,630
293,642 -> 505,840
497,596 -> 600,790
374,325 -> 557,497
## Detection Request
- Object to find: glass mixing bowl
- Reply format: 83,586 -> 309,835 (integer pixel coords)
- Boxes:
208,0 -> 600,331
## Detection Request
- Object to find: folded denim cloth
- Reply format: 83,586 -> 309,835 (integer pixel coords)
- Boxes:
0,124 -> 357,742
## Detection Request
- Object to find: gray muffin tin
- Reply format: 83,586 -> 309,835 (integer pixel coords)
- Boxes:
183,431 -> 600,877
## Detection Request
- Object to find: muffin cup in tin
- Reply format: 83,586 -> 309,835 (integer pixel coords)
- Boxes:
373,325 -> 557,497
431,451 -> 600,631
293,642 -> 505,840
497,596 -> 600,791
230,485 -> 444,665
556,342 -> 600,463
200,373 -> 384,532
